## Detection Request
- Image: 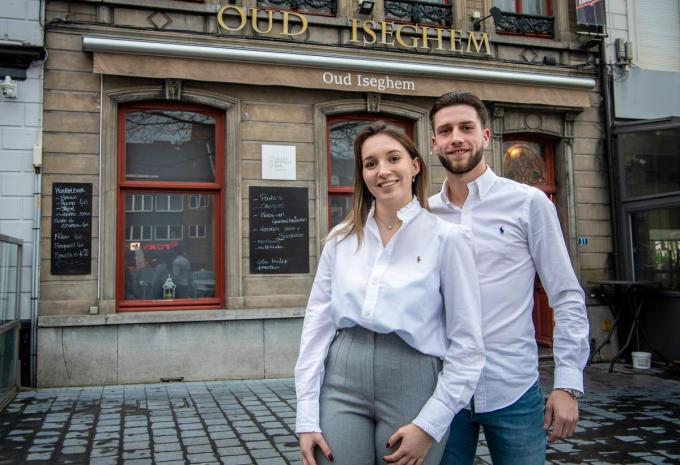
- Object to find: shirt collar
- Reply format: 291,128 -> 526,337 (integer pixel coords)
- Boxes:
438,167 -> 498,207
368,196 -> 422,226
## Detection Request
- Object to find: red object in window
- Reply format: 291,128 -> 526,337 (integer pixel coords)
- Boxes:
117,102 -> 225,312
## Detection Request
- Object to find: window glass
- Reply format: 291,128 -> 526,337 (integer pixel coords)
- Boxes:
329,120 -> 370,188
494,0 -> 548,15
631,207 -> 680,291
522,0 -> 547,16
125,111 -> 216,183
124,192 -> 215,300
330,195 -> 352,228
0,241 -> 20,324
494,0 -> 517,12
502,141 -> 548,187
622,128 -> 680,198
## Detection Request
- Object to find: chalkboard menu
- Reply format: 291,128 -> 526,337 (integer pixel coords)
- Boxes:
51,183 -> 92,275
249,186 -> 309,274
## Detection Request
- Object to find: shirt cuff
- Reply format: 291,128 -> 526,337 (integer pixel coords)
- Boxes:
553,364 -> 584,393
413,397 -> 453,443
295,399 -> 321,434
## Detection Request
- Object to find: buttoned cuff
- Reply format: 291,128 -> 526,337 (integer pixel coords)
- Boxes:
295,399 -> 321,434
553,365 -> 584,393
413,397 -> 454,443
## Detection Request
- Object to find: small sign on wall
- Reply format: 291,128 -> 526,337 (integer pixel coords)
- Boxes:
262,144 -> 296,180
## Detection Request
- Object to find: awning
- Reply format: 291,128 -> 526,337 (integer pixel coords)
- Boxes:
84,36 -> 596,108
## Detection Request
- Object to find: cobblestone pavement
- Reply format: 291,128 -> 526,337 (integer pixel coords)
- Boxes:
0,362 -> 678,465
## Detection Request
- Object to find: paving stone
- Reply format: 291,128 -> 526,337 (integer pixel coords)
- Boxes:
219,455 -> 253,465
2,367 -> 680,465
153,442 -> 182,452
187,452 -> 218,463
154,451 -> 185,462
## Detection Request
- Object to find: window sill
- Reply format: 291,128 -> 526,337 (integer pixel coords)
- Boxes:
38,307 -> 305,328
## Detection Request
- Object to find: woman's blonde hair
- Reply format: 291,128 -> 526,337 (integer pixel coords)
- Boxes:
329,121 -> 429,247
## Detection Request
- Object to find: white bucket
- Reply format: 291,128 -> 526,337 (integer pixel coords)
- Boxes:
631,351 -> 652,369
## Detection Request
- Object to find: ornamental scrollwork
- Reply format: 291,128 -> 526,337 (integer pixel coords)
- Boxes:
493,11 -> 554,37
258,0 -> 337,16
384,0 -> 452,27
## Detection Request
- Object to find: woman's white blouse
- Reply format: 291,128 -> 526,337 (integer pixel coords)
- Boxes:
294,198 -> 485,443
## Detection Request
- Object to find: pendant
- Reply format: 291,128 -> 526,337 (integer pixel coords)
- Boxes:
387,224 -> 393,230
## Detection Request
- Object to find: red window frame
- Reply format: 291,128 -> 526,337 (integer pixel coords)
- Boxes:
116,102 -> 225,312
326,114 -> 413,227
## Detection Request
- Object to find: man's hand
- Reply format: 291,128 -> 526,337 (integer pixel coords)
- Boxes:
299,432 -> 333,465
544,389 -> 579,443
383,423 -> 434,465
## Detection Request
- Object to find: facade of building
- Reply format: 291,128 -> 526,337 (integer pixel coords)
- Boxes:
38,0 -> 612,386
604,0 -> 680,362
0,0 -> 46,400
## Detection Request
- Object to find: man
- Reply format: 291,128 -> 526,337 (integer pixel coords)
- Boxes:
428,91 -> 590,465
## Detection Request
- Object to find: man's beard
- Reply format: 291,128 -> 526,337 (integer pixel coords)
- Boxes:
436,146 -> 484,175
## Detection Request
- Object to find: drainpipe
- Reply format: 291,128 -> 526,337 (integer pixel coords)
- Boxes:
31,160 -> 41,388
599,39 -> 621,279
30,0 -> 46,388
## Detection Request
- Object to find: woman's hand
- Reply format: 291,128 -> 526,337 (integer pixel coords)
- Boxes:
383,424 -> 434,465
299,432 -> 334,465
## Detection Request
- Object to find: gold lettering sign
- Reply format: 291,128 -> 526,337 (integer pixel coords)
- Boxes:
216,6 -> 492,56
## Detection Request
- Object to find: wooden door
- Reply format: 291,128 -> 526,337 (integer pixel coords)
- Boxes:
502,138 -> 556,347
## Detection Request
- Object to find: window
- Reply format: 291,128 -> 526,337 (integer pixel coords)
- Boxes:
188,194 -> 209,209
494,0 -> 550,16
621,128 -> 680,199
155,224 -> 184,241
155,194 -> 183,212
615,118 -> 680,291
502,138 -> 556,200
125,194 -> 153,212
492,0 -> 554,37
118,103 -> 224,310
631,207 -> 680,291
188,224 -> 207,238
327,115 -> 412,227
125,225 -> 152,241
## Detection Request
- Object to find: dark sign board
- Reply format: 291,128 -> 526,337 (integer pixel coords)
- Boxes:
249,186 -> 309,274
51,183 -> 92,275
576,0 -> 606,29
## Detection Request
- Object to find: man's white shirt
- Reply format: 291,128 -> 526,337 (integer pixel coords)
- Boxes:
429,168 -> 589,413
295,198 -> 485,442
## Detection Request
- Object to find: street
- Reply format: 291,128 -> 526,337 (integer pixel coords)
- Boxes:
0,362 -> 678,465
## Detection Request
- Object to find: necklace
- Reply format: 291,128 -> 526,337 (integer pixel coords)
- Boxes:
375,215 -> 400,230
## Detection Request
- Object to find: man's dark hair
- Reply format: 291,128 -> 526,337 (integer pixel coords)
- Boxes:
429,91 -> 490,130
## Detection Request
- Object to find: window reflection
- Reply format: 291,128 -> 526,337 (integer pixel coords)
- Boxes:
631,207 -> 680,291
124,193 -> 215,300
623,129 -> 680,198
125,111 -> 216,183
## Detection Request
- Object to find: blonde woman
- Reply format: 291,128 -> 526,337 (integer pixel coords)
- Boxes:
295,122 -> 485,465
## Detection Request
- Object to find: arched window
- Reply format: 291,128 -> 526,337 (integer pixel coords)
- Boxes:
117,103 -> 225,311
502,137 -> 556,201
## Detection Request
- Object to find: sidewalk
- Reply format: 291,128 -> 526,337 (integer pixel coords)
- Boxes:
0,362 -> 678,465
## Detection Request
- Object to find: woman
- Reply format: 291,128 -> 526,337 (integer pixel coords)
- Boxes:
295,122 -> 484,465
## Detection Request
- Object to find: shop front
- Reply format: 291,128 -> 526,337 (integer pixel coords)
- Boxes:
38,0 -> 607,386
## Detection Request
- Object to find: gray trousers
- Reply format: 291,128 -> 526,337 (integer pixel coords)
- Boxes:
316,326 -> 448,465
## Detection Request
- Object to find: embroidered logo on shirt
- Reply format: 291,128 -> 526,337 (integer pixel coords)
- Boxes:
499,226 -> 505,235
417,256 -> 422,263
